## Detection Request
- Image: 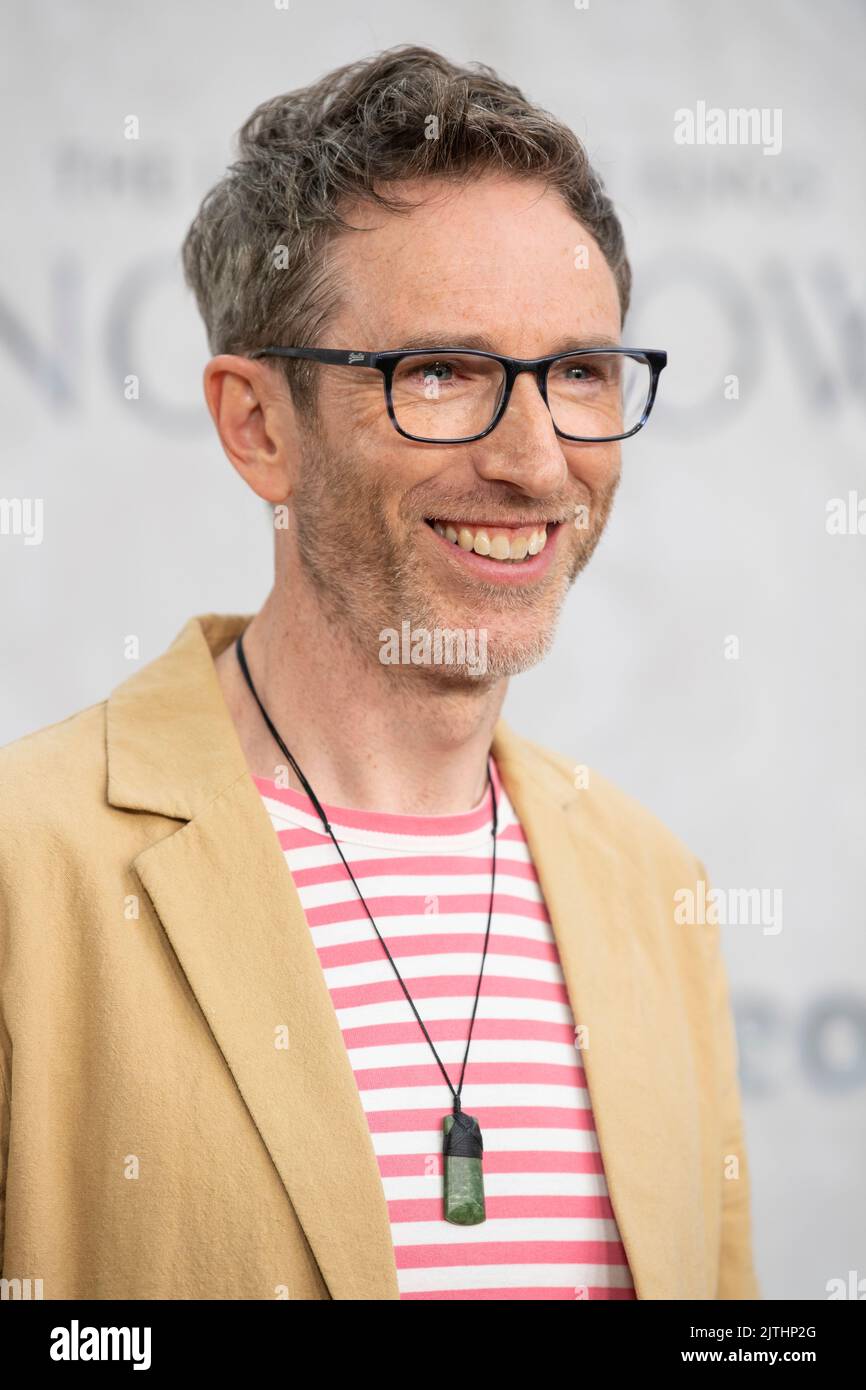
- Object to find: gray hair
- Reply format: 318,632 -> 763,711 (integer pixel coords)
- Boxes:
181,44 -> 632,412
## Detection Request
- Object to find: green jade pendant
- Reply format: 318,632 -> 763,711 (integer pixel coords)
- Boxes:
443,1105 -> 485,1225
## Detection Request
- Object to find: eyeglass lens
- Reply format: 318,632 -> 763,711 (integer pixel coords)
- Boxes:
389,352 -> 651,441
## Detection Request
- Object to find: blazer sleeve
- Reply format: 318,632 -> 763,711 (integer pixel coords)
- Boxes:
698,861 -> 761,1299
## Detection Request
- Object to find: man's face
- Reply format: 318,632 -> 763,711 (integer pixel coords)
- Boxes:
287,174 -> 624,684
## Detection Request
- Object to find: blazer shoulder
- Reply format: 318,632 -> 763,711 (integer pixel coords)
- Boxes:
503,726 -> 703,877
0,700 -> 108,834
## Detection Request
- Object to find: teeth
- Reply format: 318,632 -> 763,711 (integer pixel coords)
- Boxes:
430,520 -> 550,561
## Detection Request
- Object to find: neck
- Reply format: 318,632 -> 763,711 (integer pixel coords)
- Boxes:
214,587 -> 508,816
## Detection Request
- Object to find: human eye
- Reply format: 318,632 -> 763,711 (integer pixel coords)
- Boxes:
415,359 -> 458,384
564,361 -> 603,382
553,355 -> 618,388
396,354 -> 473,395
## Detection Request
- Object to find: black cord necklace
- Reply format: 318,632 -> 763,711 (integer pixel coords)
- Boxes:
235,632 -> 497,1226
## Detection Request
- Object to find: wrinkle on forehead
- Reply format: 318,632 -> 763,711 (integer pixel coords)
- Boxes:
326,174 -> 621,349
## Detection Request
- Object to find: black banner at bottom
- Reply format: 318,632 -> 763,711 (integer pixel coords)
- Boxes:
0,1297 -> 860,1373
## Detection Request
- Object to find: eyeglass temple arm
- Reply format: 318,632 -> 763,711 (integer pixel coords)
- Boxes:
250,347 -> 374,367
250,345 -> 668,374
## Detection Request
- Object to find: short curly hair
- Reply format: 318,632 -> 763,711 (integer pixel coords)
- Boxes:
181,44 -> 631,411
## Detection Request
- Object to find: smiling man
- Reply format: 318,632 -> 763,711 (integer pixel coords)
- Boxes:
0,46 -> 759,1300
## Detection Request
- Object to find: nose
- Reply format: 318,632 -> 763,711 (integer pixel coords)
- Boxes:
471,368 -> 568,497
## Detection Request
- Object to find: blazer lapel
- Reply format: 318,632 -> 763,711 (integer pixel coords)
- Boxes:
107,613 -> 400,1299
492,725 -> 706,1300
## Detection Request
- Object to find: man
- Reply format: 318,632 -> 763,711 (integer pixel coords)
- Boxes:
0,46 -> 759,1300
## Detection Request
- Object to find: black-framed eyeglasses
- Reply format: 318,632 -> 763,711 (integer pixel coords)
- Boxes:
249,345 -> 668,444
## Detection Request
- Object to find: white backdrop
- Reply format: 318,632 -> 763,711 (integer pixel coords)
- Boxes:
2,0 -> 864,1301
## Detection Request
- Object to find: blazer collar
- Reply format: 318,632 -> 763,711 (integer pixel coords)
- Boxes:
105,613 -> 704,1300
107,612 -> 252,820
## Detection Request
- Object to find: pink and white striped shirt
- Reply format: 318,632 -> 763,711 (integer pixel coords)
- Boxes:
253,759 -> 635,1300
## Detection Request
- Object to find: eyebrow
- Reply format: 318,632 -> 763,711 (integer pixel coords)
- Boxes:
391,332 -> 623,354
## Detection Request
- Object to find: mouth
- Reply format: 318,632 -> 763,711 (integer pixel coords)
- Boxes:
423,517 -> 564,583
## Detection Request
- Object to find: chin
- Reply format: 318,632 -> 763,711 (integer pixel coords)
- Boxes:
420,623 -> 558,686
481,627 -> 558,678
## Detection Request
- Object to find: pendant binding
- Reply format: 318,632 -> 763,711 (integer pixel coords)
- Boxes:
443,1102 -> 486,1225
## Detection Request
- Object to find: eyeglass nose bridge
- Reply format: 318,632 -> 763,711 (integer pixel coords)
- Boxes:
480,354 -> 573,440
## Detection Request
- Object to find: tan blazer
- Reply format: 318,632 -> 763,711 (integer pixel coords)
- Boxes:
0,613 -> 759,1300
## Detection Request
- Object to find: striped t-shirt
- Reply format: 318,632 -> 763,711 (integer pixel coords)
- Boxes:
253,759 -> 635,1300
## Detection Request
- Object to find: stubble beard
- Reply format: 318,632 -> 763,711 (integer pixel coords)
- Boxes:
290,422 -> 620,687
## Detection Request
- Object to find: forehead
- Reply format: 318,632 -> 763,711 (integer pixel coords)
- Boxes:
330,174 -> 622,352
